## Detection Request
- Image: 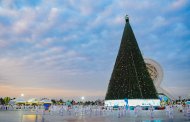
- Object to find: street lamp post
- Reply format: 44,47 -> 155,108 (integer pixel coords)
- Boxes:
21,93 -> 24,97
81,96 -> 85,105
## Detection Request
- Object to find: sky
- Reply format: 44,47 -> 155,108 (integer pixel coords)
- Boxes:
0,0 -> 189,100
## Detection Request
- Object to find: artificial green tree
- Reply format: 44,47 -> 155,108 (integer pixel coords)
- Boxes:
105,15 -> 158,100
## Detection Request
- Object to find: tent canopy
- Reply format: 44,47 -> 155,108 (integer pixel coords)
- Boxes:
27,98 -> 39,103
40,99 -> 52,103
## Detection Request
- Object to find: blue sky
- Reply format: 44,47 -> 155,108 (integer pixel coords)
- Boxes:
0,0 -> 189,100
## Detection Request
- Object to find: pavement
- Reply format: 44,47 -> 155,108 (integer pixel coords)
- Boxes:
0,110 -> 189,122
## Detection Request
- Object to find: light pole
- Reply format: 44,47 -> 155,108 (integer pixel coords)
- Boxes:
20,93 -> 25,106
81,96 -> 85,105
21,93 -> 24,97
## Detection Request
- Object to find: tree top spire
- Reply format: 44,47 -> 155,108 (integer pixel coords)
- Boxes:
125,15 -> 129,22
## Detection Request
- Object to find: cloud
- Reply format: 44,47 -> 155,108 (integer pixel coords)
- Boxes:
170,0 -> 188,10
151,16 -> 168,29
162,86 -> 190,99
0,40 -> 9,47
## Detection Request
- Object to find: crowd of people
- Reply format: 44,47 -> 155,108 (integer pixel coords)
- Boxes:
0,103 -> 190,120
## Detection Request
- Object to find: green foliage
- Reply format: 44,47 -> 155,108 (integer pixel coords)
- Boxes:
3,97 -> 11,105
0,98 -> 5,105
51,99 -> 56,104
105,19 -> 158,100
58,99 -> 64,104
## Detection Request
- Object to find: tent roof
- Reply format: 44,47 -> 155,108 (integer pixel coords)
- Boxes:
40,99 -> 52,103
15,97 -> 26,103
27,98 -> 39,103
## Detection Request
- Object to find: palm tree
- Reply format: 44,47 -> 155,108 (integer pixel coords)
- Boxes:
0,98 -> 5,105
4,97 -> 11,105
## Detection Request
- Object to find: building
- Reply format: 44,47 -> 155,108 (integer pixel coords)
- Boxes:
144,58 -> 175,100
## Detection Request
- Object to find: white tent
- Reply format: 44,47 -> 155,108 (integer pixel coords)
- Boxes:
27,98 -> 39,104
15,97 -> 26,104
40,99 -> 52,104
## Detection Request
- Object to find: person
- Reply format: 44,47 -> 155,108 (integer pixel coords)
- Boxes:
183,104 -> 187,116
73,105 -> 78,116
169,105 -> 174,119
35,105 -> 39,114
59,106 -> 64,116
149,105 -> 154,119
127,105 -> 130,116
134,106 -> 138,117
177,103 -> 183,112
118,107 -> 121,118
49,105 -> 54,115
89,106 -> 92,116
165,104 -> 170,117
185,105 -> 190,120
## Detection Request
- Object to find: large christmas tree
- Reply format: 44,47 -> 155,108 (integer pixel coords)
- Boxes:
105,15 -> 158,100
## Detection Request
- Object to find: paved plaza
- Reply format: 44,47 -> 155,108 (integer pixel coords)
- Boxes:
0,110 -> 189,122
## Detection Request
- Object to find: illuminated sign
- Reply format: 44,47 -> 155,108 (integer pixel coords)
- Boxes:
186,101 -> 190,105
105,99 -> 160,106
